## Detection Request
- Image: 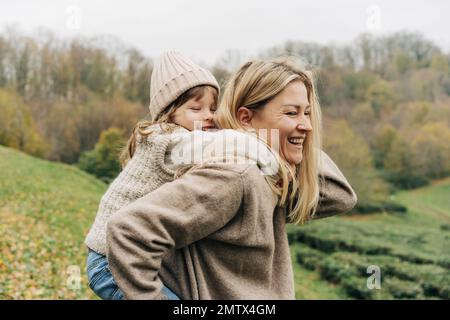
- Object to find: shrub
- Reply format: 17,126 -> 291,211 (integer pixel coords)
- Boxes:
78,127 -> 125,182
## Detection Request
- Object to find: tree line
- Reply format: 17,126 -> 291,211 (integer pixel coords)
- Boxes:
1,28 -> 449,213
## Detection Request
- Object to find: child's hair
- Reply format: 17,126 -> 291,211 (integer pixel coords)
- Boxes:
119,85 -> 218,168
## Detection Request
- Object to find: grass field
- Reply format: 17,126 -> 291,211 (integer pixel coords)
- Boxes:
0,145 -> 449,299
0,146 -> 105,299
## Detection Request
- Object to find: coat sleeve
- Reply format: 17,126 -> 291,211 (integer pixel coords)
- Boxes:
106,164 -> 245,300
312,151 -> 358,220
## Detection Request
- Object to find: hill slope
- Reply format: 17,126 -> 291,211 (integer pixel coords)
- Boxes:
0,146 -> 106,299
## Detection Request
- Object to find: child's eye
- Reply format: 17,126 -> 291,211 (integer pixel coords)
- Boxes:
190,107 -> 201,111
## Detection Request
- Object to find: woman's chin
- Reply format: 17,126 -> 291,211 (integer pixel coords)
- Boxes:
283,144 -> 304,163
285,155 -> 303,166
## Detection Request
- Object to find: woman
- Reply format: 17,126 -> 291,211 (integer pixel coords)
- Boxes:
106,56 -> 357,299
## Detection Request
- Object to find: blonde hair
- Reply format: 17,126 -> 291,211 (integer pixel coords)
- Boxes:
214,56 -> 322,224
119,85 -> 218,167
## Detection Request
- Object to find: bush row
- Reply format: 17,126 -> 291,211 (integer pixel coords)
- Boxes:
288,226 -> 448,268
292,245 -> 449,299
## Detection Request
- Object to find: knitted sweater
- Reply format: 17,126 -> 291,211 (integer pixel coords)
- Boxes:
106,140 -> 357,299
85,124 -> 183,254
85,124 -> 280,255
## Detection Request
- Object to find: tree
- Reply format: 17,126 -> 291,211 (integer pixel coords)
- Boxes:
349,102 -> 376,145
212,49 -> 244,89
410,122 -> 450,179
372,124 -> 397,169
15,41 -> 31,97
430,53 -> 449,75
396,52 -> 415,75
124,49 -> 152,104
0,89 -> 47,157
316,67 -> 347,106
0,36 -> 9,87
43,101 -> 81,163
388,101 -> 432,130
366,79 -> 396,117
78,127 -> 125,182
343,70 -> 377,101
323,119 -> 390,211
383,136 -> 427,188
355,33 -> 375,71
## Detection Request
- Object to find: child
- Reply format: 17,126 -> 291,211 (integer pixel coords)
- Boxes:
84,51 -> 220,300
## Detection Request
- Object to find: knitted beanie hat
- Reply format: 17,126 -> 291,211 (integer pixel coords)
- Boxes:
149,51 -> 220,121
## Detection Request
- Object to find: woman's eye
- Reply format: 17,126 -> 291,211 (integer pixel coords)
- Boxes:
286,112 -> 298,116
190,107 -> 201,111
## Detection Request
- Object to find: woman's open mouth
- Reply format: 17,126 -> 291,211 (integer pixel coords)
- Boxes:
288,137 -> 304,148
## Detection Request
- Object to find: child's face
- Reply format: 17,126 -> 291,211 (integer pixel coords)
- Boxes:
170,90 -> 217,131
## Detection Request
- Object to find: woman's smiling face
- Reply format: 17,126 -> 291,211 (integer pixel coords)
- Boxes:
246,80 -> 312,165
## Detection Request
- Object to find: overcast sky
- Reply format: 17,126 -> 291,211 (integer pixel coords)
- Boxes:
1,0 -> 448,64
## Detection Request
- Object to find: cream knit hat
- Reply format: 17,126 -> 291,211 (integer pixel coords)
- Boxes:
149,51 -> 220,121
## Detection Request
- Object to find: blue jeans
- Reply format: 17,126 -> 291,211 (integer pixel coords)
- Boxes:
86,249 -> 181,300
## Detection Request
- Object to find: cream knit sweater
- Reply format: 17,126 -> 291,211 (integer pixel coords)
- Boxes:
84,124 -> 280,255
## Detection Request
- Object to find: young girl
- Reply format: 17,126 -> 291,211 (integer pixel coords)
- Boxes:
84,51 -> 220,300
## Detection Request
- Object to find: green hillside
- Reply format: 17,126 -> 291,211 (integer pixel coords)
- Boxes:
0,145 -> 448,299
0,146 -> 106,299
289,178 -> 450,299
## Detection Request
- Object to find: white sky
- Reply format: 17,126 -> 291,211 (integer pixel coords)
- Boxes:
0,0 -> 449,64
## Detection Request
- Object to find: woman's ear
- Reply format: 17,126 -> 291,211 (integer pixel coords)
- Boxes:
236,107 -> 254,128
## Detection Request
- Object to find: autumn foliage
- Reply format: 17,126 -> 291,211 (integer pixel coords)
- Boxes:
1,29 -> 450,212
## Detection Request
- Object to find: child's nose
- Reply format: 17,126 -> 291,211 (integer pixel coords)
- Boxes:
204,111 -> 213,120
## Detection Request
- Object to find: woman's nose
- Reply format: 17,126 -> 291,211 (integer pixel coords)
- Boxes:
296,117 -> 312,131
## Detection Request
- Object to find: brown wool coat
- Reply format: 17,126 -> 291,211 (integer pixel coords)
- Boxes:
106,153 -> 357,300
